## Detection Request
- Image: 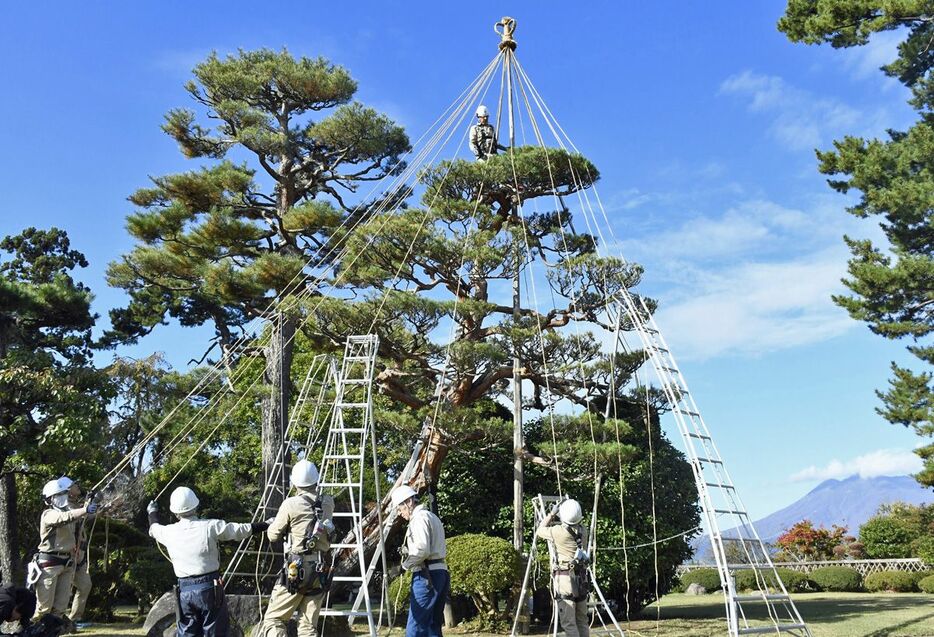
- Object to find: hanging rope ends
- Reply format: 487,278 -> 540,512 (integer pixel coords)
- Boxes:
495,16 -> 517,51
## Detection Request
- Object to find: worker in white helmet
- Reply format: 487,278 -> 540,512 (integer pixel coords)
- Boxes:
65,479 -> 93,627
536,498 -> 591,637
32,477 -> 98,622
261,460 -> 335,637
469,105 -> 506,161
391,485 -> 448,637
148,486 -> 269,637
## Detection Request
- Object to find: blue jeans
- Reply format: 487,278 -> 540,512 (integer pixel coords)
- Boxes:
177,577 -> 228,637
406,568 -> 449,637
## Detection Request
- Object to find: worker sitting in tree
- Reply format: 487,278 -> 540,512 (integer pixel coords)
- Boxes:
469,105 -> 506,161
536,498 -> 591,637
261,460 -> 335,637
32,478 -> 97,625
148,487 -> 269,637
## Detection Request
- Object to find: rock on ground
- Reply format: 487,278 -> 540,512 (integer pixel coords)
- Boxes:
685,582 -> 707,595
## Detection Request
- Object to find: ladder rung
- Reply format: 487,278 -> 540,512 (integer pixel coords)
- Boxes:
688,433 -> 711,440
678,409 -> 700,417
738,624 -> 807,635
337,402 -> 368,408
341,378 -> 370,385
324,454 -> 365,460
715,509 -> 748,516
319,482 -> 361,488
721,537 -> 760,543
332,512 -> 360,518
331,576 -> 364,582
696,457 -> 723,464
729,564 -> 774,571
331,428 -> 367,433
329,543 -> 360,550
705,482 -> 735,490
319,610 -> 370,617
734,594 -> 791,603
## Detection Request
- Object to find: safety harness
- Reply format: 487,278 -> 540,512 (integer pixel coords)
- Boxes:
553,523 -> 591,602
283,493 -> 333,595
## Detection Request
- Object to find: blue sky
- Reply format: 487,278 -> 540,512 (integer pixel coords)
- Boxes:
0,2 -> 925,522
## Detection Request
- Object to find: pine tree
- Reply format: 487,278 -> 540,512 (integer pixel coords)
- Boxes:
780,2 -> 934,486
107,49 -> 410,501
313,146 -> 696,598
0,227 -> 110,583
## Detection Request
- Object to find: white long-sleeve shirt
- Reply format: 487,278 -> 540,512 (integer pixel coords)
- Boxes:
150,517 -> 253,577
402,505 -> 446,571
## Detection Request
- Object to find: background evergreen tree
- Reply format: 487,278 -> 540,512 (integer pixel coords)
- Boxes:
0,227 -> 111,583
107,49 -> 410,504
780,2 -> 934,486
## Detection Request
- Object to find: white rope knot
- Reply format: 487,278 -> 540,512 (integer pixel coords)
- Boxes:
495,16 -> 517,51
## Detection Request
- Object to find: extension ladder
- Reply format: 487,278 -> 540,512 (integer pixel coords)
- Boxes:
512,495 -> 625,637
614,291 -> 812,636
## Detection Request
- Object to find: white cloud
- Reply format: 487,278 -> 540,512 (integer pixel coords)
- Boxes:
841,30 -> 901,81
719,70 -> 863,151
790,448 -> 923,482
652,247 -> 853,360
615,192 -> 883,361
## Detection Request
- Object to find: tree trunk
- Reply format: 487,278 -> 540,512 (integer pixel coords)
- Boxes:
333,419 -> 450,578
261,315 -> 296,514
0,469 -> 22,584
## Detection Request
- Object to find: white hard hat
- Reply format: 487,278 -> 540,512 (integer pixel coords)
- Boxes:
42,479 -> 67,499
475,105 -> 489,118
169,486 -> 200,514
559,499 -> 583,525
291,460 -> 319,488
391,485 -> 417,507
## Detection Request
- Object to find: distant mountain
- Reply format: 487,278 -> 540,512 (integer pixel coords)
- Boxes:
692,475 -> 934,563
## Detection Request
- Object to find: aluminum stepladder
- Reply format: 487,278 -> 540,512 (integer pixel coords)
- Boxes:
316,334 -> 388,637
613,291 -> 811,636
512,494 -> 625,637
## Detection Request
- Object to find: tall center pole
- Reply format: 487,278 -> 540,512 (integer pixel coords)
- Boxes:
499,16 -> 524,556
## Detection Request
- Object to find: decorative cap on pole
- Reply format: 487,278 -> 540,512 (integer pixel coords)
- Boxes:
495,16 -> 517,51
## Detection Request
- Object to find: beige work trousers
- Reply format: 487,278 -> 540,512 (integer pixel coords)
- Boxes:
69,561 -> 92,621
261,583 -> 325,637
36,564 -> 75,617
553,573 -> 589,637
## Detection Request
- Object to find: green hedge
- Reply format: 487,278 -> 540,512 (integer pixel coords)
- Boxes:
388,571 -> 412,615
919,574 -> 934,594
679,568 -> 722,592
864,570 -> 917,592
809,566 -> 862,592
735,567 -> 814,593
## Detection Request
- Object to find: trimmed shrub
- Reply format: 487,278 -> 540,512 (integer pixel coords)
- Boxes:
735,567 -> 815,593
447,534 -> 519,627
809,566 -> 862,592
864,570 -> 917,592
919,574 -> 934,594
679,568 -> 722,593
910,570 -> 934,587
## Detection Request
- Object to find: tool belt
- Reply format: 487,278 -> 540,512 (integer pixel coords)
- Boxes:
37,552 -> 72,569
284,553 -> 331,595
424,558 -> 447,571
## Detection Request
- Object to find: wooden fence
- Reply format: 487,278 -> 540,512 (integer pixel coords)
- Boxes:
677,558 -> 926,578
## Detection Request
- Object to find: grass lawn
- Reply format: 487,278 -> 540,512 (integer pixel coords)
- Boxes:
76,593 -> 934,636
627,592 -> 934,637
